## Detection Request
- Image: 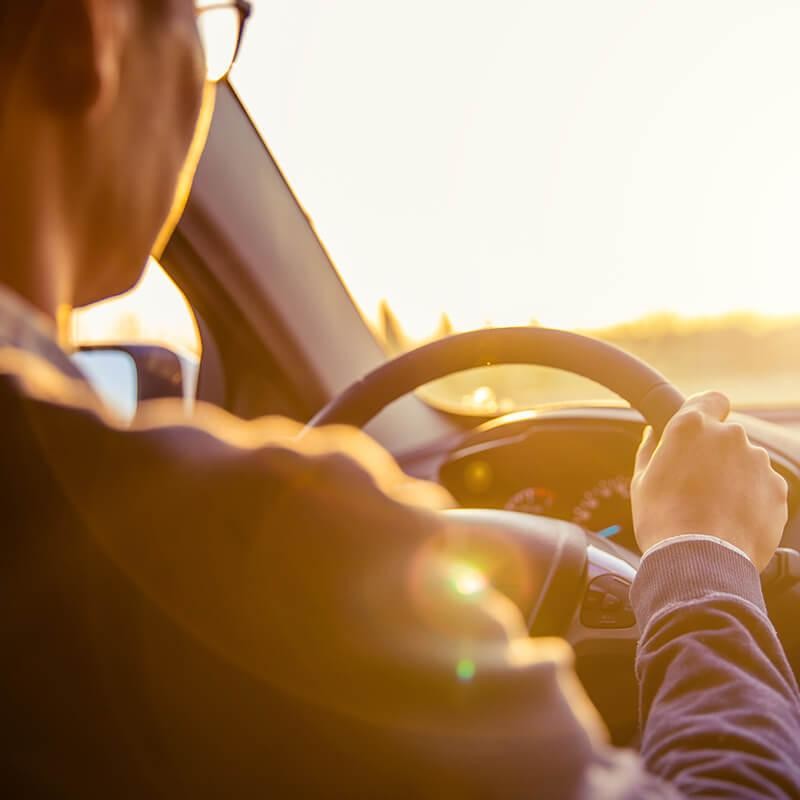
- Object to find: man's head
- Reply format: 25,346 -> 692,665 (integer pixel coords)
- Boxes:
0,0 -> 213,315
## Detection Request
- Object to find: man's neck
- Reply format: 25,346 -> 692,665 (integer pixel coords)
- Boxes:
0,229 -> 75,333
0,194 -> 79,350
0,112 -> 79,330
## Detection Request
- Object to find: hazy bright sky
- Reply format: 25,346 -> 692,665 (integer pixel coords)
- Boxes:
231,1 -> 800,337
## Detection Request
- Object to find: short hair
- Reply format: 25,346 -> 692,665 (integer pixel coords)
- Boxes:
0,2 -> 45,68
0,1 -> 169,106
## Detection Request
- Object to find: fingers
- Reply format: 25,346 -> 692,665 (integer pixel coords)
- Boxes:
635,391 -> 731,474
678,390 -> 731,423
660,390 -> 731,442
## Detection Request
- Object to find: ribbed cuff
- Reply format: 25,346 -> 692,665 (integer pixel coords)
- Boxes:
631,539 -> 766,629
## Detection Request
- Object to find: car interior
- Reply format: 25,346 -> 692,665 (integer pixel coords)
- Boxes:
69,5 -> 800,749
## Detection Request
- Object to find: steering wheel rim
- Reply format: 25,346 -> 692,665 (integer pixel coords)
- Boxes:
310,327 -> 685,433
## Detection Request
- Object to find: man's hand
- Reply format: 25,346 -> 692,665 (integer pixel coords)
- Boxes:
632,391 -> 788,571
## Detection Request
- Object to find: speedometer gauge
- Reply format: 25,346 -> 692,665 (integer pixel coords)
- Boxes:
504,486 -> 556,515
572,475 -> 634,547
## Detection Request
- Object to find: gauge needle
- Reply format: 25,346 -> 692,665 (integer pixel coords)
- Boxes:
597,524 -> 622,539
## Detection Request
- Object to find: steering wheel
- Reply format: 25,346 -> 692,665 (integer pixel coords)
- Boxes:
310,327 -> 684,432
310,327 -> 686,740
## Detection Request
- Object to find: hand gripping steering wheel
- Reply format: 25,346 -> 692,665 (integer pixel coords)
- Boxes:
310,327 -> 686,739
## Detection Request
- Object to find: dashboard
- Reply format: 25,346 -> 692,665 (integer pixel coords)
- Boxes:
417,403 -> 800,744
436,407 -> 800,555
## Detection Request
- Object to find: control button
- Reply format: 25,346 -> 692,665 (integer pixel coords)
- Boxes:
600,593 -> 622,611
581,574 -> 635,629
583,587 -> 603,608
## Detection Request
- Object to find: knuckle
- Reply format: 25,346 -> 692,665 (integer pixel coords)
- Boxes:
671,409 -> 704,436
706,390 -> 731,412
722,423 -> 748,447
749,444 -> 771,465
772,472 -> 789,499
313,451 -> 373,489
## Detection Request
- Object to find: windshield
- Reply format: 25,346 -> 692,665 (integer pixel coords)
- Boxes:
232,2 -> 800,413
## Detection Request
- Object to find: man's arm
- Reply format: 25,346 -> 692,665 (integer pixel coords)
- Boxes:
625,392 -> 800,797
632,540 -> 800,798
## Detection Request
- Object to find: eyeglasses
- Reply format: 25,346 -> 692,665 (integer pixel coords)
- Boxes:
195,0 -> 252,83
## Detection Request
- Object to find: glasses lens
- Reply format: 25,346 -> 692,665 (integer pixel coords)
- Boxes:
197,6 -> 240,82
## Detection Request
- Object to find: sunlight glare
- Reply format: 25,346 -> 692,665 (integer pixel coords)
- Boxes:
449,563 -> 488,598
456,658 -> 477,682
197,5 -> 240,82
72,259 -> 201,357
231,1 -> 800,334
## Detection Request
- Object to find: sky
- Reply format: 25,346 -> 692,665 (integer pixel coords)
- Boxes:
230,1 -> 800,337
74,259 -> 201,356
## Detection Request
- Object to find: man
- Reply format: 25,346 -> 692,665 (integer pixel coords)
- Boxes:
0,1 -> 798,797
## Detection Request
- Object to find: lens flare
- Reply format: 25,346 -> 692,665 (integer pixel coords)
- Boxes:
463,460 -> 493,494
449,563 -> 488,597
456,658 -> 477,682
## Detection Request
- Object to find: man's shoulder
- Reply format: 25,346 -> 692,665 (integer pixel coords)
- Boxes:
0,350 -> 450,518
0,355 -> 330,483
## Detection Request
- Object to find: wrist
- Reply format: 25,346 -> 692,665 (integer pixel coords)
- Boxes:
641,533 -> 754,566
634,516 -> 758,567
631,537 -> 767,629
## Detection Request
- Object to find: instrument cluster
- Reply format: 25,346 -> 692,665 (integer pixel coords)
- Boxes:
438,415 -> 650,553
504,474 -> 636,550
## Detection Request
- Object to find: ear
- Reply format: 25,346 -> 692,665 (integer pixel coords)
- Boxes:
32,0 -> 128,120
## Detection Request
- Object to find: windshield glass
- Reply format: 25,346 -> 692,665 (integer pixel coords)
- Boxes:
232,2 -> 800,413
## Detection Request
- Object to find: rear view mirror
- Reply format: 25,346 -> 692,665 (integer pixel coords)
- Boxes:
72,345 -> 199,424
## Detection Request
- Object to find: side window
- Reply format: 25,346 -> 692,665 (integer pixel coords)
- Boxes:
71,259 -> 202,420
72,258 -> 201,358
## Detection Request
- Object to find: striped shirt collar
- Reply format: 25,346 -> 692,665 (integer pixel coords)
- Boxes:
0,284 -> 85,380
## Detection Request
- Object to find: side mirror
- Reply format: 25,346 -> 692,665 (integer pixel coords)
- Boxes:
72,345 -> 199,423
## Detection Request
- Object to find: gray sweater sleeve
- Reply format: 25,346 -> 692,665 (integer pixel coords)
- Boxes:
616,539 -> 800,798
